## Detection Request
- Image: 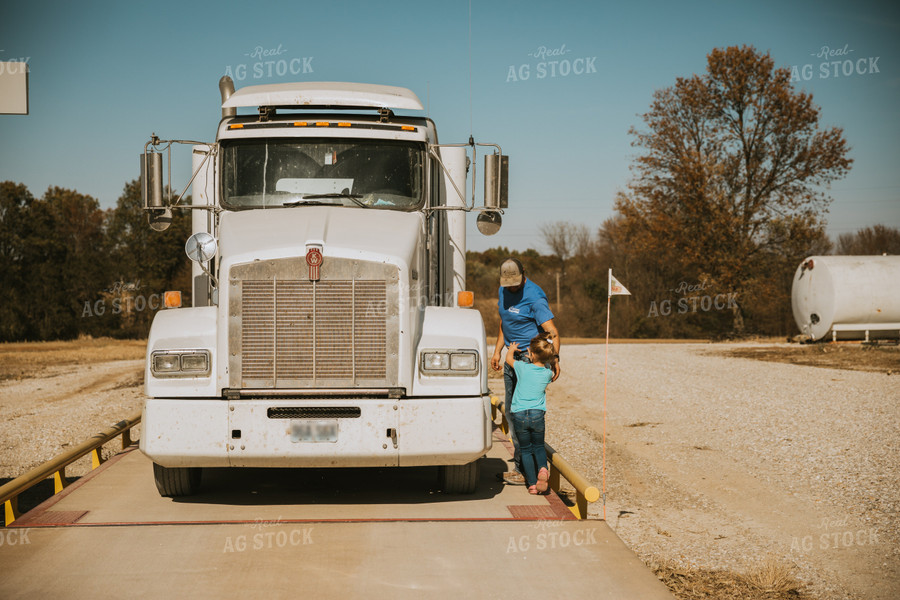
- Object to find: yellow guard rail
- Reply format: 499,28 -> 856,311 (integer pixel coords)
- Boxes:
1,412 -> 141,526
491,396 -> 600,519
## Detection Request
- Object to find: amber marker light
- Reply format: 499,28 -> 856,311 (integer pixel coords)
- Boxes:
337,122 -> 352,127
229,124 -> 244,129
315,121 -> 329,127
293,121 -> 308,127
401,126 -> 416,131
457,291 -> 474,308
164,291 -> 183,309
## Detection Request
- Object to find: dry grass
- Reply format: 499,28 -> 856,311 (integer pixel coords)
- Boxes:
0,336 -> 146,381
653,557 -> 810,600
721,343 -> 899,374
741,557 -> 809,596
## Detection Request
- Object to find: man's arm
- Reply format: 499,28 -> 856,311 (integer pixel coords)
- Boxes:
540,318 -> 560,354
540,318 -> 561,381
490,323 -> 506,371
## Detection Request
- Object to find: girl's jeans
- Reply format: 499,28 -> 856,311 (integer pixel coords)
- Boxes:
503,352 -> 531,474
508,409 -> 547,487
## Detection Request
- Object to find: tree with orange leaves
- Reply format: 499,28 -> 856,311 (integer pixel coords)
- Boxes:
615,45 -> 851,334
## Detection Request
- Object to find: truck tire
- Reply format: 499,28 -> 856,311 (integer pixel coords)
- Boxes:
152,462 -> 202,497
439,460 -> 480,494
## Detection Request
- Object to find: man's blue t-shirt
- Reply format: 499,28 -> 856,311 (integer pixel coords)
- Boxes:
511,360 -> 553,412
498,279 -> 555,347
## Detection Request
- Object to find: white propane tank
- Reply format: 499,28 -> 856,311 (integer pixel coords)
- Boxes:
791,255 -> 900,341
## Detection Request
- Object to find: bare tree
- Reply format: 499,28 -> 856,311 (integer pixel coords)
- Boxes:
836,225 -> 900,255
540,221 -> 592,273
540,221 -> 572,268
573,224 -> 594,258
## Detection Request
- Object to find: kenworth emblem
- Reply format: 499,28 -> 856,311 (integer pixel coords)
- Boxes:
306,247 -> 323,281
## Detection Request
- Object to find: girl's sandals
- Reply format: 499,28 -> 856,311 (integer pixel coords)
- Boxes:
535,467 -> 550,494
528,485 -> 538,495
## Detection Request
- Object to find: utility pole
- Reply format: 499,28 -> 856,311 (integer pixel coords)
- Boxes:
556,271 -> 561,314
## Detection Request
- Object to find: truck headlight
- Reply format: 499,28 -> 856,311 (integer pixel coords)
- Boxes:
151,350 -> 211,377
423,352 -> 450,370
450,352 -> 477,371
420,350 -> 478,375
152,353 -> 180,373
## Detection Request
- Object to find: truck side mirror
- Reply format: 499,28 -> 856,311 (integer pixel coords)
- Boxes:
185,232 -> 218,263
141,151 -> 165,209
476,211 -> 502,235
483,154 -> 508,209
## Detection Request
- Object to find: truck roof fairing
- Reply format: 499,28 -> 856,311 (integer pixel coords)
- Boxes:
222,82 -> 424,111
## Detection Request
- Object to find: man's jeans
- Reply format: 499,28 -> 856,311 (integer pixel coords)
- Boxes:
503,353 -> 531,474
508,409 -> 547,487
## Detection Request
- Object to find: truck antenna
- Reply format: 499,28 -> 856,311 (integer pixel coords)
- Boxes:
468,0 -> 473,135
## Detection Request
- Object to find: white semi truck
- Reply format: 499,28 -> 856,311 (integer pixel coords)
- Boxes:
139,77 -> 508,496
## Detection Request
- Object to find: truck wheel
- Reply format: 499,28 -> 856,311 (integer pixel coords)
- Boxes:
152,462 -> 201,497
439,460 -> 480,494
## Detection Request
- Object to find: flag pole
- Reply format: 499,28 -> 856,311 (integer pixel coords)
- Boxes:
602,269 -> 611,521
603,269 -> 629,522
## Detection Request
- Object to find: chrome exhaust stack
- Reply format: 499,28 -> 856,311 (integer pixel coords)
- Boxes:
219,76 -> 236,118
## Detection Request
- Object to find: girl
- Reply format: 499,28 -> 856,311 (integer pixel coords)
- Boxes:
504,332 -> 557,494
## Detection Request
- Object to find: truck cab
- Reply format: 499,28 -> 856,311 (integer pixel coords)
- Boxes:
139,79 -> 507,496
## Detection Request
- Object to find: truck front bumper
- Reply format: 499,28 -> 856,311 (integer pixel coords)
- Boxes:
140,395 -> 493,468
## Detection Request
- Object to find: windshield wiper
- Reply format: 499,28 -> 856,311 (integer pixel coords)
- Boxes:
302,192 -> 366,207
302,192 -> 362,199
282,199 -> 330,207
283,193 -> 366,208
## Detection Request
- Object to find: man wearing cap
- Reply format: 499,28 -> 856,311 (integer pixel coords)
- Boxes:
490,258 -> 560,485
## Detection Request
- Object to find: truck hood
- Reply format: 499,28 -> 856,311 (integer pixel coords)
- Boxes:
216,207 -> 424,271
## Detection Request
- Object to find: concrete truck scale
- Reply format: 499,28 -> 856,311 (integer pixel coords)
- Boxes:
139,77 -> 508,496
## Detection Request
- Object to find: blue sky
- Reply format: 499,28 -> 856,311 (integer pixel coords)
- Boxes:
0,0 -> 897,252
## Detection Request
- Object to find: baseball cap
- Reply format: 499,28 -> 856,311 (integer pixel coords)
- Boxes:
500,258 -> 524,287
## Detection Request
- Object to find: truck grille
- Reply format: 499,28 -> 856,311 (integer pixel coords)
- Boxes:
267,407 -> 362,419
229,257 -> 399,388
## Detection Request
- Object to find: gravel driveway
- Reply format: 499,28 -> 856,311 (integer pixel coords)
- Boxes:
495,342 -> 899,600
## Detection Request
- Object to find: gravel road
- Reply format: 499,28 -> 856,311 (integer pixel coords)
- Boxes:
0,360 -> 144,479
499,342 -> 898,600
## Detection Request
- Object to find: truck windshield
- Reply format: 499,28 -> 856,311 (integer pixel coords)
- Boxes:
221,138 -> 425,210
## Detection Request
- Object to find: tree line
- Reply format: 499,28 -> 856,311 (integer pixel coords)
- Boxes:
467,222 -> 899,341
0,180 -> 191,342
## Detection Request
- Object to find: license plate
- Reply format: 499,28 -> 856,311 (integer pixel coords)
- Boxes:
290,419 -> 339,443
